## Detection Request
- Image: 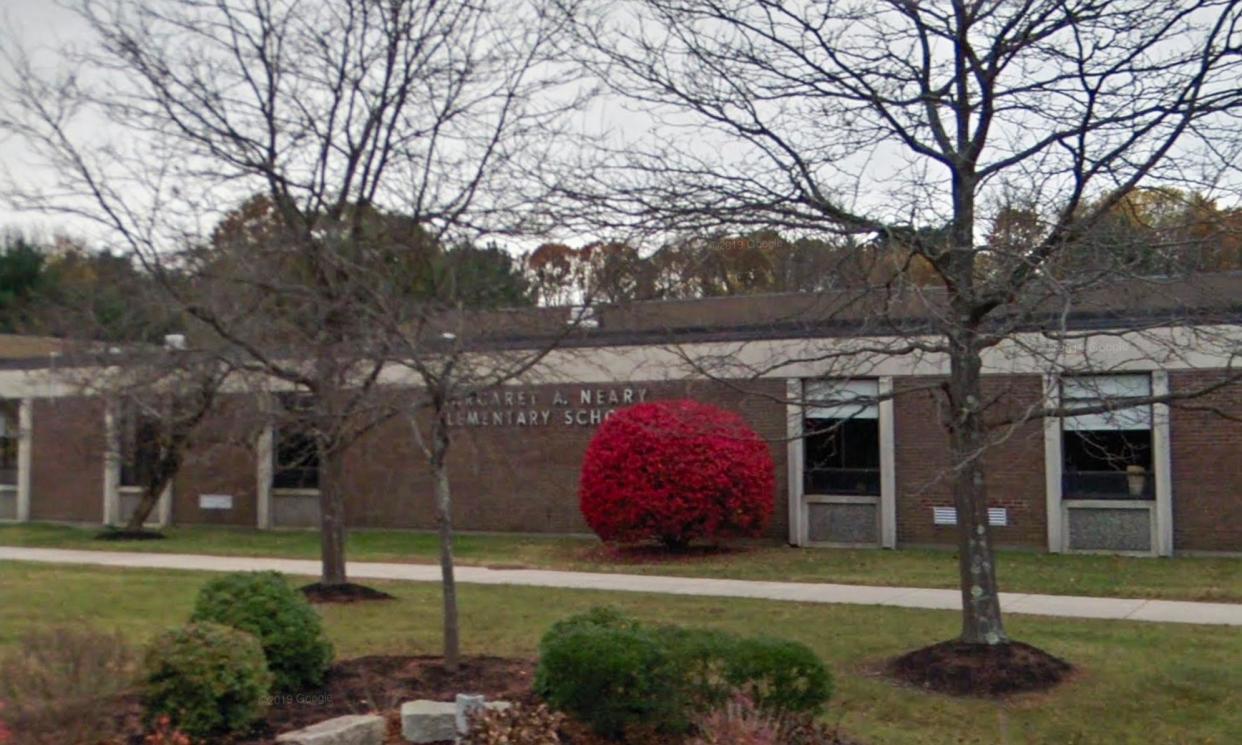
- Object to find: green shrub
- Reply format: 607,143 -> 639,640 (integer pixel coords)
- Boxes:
533,609 -> 691,738
650,625 -> 831,717
719,636 -> 832,716
534,608 -> 833,739
143,622 -> 272,737
191,571 -> 333,691
654,625 -> 734,708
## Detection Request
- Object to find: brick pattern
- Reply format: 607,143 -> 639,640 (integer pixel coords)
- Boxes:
893,375 -> 1048,548
30,397 -> 105,522
341,378 -> 790,539
171,395 -> 262,527
1169,370 -> 1242,552
25,369 -> 1242,553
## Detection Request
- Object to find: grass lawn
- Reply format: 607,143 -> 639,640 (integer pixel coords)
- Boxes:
3,522 -> 1242,603
0,561 -> 1239,744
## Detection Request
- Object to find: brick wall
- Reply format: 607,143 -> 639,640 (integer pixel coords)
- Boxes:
1170,370 -> 1242,552
23,369 -> 1242,551
172,395 -> 261,527
30,397 -> 104,522
341,378 -> 790,539
893,375 -> 1047,548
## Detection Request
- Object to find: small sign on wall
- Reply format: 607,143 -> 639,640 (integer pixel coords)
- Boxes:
199,494 -> 233,510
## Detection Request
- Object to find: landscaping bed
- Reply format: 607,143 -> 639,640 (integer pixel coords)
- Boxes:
7,563 -> 1242,744
103,654 -> 855,744
887,640 -> 1073,697
108,655 -> 537,744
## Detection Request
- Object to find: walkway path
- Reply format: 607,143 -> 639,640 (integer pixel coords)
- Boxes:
3,546 -> 1240,626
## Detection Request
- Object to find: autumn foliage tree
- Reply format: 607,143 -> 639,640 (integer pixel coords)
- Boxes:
579,400 -> 775,548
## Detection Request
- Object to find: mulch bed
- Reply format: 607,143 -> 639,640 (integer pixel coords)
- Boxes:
110,655 -> 864,744
241,655 -> 538,744
111,656 -> 536,744
300,582 -> 397,603
94,530 -> 168,541
887,640 -> 1073,697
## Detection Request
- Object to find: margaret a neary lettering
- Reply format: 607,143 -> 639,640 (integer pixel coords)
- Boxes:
447,387 -> 649,427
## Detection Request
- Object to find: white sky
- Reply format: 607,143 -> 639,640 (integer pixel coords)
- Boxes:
0,0 -> 94,239
2,1 -> 1239,249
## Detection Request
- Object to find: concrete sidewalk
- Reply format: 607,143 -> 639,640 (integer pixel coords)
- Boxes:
2,545 -> 1240,626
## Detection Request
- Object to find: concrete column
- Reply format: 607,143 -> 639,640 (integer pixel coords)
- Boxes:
15,398 -> 32,522
256,419 -> 274,530
156,481 -> 173,528
878,377 -> 897,549
785,379 -> 805,546
1152,370 -> 1174,557
102,400 -> 121,526
1042,374 -> 1064,553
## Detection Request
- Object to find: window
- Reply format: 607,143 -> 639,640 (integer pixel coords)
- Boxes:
272,396 -> 320,490
0,401 -> 17,486
803,379 -> 881,496
119,403 -> 162,489
1061,374 -> 1153,499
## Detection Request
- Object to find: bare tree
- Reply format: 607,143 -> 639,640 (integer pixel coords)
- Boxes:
348,250 -> 600,667
8,234 -> 236,536
1,0 -> 590,590
105,350 -> 233,534
564,0 -> 1242,658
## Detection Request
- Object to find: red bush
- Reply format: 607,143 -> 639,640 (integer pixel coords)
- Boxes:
579,399 -> 775,547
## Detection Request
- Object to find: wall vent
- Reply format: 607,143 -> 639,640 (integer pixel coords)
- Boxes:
932,507 -> 1008,526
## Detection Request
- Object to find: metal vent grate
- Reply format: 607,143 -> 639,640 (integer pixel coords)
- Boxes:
932,507 -> 1008,526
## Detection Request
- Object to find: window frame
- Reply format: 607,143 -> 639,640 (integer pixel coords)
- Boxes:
802,379 -> 882,497
271,396 -> 321,491
1059,374 -> 1154,501
0,400 -> 19,487
118,402 -> 163,490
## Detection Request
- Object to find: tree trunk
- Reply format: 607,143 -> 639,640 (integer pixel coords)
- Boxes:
123,475 -> 169,531
947,334 -> 1008,645
431,415 -> 460,672
318,443 -> 349,586
123,439 -> 186,532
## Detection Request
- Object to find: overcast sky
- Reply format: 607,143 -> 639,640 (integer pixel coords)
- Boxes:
0,1 -> 94,238
2,1 -> 1238,250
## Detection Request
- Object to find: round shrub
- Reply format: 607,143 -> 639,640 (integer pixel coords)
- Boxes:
719,636 -> 833,715
143,622 -> 272,738
191,571 -> 333,692
579,399 -> 775,547
534,608 -> 832,738
533,609 -> 690,738
657,627 -> 831,716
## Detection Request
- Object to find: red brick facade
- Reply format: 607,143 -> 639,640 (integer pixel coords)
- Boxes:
1169,370 -> 1242,552
15,370 -> 1242,553
892,375 -> 1048,548
171,395 -> 264,527
30,397 -> 105,523
340,379 -> 789,539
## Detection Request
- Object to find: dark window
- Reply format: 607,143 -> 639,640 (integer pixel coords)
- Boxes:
803,417 -> 881,495
273,396 -> 320,490
273,430 -> 320,490
1060,374 -> 1154,500
120,405 -> 162,488
0,401 -> 18,486
1062,429 -> 1153,499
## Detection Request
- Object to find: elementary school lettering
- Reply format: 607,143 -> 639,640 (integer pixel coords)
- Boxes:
447,387 -> 649,428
